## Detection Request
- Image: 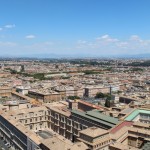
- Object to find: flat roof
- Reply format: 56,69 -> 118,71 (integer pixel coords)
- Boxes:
36,130 -> 53,139
110,142 -> 138,150
121,108 -> 134,114
79,127 -> 108,137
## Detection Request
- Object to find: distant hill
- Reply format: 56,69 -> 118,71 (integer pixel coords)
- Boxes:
0,53 -> 150,59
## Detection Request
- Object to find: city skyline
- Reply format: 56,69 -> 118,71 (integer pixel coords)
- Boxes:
0,0 -> 150,57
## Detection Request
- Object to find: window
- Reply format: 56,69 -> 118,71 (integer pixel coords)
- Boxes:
48,111 -> 51,115
29,112 -> 33,117
61,117 -> 65,122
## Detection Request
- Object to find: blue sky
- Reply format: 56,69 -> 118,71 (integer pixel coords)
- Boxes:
0,0 -> 150,57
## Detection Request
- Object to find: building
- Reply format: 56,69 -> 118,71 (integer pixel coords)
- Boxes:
16,86 -> 30,95
0,87 -> 12,97
84,86 -> 109,98
11,106 -> 48,131
109,119 -> 150,150
28,90 -> 61,103
40,135 -> 88,150
0,111 -> 41,150
124,108 -> 150,124
77,127 -> 111,150
11,100 -> 117,143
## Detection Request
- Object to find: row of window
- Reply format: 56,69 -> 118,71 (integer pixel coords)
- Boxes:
17,111 -> 48,119
94,140 -> 111,148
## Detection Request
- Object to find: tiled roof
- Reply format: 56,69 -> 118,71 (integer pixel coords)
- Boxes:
110,121 -> 133,134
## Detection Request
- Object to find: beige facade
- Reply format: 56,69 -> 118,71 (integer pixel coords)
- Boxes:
13,106 -> 49,131
84,87 -> 109,97
110,120 -> 150,150
0,87 -> 12,97
77,127 -> 111,150
28,90 -> 61,103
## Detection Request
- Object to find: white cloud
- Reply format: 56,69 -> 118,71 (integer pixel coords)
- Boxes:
101,34 -> 109,39
96,34 -> 119,42
4,24 -> 15,29
129,35 -> 143,42
76,34 -> 150,54
0,34 -> 150,56
0,41 -> 17,47
25,35 -> 36,39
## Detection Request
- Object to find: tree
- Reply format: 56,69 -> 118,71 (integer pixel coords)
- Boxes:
95,92 -> 105,98
104,94 -> 112,108
105,99 -> 110,107
95,92 -> 111,99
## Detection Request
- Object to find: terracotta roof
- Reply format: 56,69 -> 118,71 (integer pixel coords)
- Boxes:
110,121 -> 133,134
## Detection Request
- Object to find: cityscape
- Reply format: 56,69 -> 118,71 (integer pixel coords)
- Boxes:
0,1 -> 150,150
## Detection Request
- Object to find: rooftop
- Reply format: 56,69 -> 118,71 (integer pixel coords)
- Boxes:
41,135 -> 88,150
71,109 -> 119,128
124,109 -> 150,121
110,142 -> 139,150
79,126 -> 108,137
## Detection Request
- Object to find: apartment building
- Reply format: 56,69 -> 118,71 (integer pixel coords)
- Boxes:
84,86 -> 110,97
0,99 -> 149,150
0,87 -> 12,97
11,106 -> 48,131
11,100 -> 117,143
0,111 -> 41,150
46,103 -> 72,140
71,109 -> 119,141
77,127 -> 111,150
109,120 -> 150,150
44,101 -> 118,142
28,90 -> 61,103
55,85 -> 84,99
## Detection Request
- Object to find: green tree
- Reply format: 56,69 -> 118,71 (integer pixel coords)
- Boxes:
105,99 -> 110,107
95,92 -> 105,98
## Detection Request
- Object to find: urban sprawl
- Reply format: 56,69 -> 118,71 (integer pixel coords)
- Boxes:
0,58 -> 150,150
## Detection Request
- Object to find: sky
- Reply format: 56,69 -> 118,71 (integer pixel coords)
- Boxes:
0,0 -> 150,57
